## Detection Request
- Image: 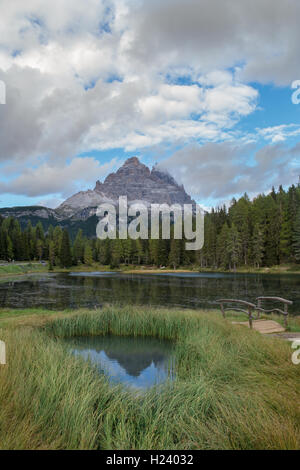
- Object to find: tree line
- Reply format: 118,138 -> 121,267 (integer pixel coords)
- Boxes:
0,184 -> 300,270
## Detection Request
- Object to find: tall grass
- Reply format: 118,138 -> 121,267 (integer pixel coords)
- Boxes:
0,306 -> 299,450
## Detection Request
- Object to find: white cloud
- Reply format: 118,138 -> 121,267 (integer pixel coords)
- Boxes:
0,157 -> 121,198
0,0 -> 299,204
0,0 -> 263,169
37,197 -> 64,209
158,142 -> 299,204
128,0 -> 300,86
256,124 -> 300,144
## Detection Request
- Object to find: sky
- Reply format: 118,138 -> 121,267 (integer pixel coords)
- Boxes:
0,0 -> 299,210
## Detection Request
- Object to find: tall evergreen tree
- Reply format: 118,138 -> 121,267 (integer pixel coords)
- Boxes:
226,224 -> 242,271
169,239 -> 181,269
84,241 -> 93,265
73,229 -> 84,264
59,229 -> 72,268
252,224 -> 264,268
293,208 -> 300,262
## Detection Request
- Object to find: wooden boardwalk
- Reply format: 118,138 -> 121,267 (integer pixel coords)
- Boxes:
231,319 -> 286,334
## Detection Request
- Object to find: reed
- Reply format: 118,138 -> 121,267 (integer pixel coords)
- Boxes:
0,306 -> 299,449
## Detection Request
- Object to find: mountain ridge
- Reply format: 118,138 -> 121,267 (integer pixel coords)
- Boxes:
56,156 -> 194,218
0,157 -> 194,237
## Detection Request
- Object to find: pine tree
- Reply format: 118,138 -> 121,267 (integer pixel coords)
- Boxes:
168,239 -> 181,269
279,212 -> 292,262
53,226 -> 63,266
229,194 -> 251,265
217,222 -> 230,269
293,208 -> 300,262
252,224 -> 264,268
226,224 -> 242,271
11,220 -> 23,260
97,239 -> 111,265
110,239 -> 122,268
36,239 -> 44,261
59,229 -> 72,268
136,239 -> 144,265
73,229 -> 84,264
48,240 -> 55,271
122,238 -> 132,265
6,235 -> 14,261
84,241 -> 93,265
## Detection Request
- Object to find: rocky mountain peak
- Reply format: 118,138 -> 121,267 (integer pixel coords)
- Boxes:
58,156 -> 194,219
123,156 -> 143,167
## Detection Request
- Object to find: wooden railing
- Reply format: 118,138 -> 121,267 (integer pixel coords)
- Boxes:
216,299 -> 257,328
216,296 -> 293,329
256,297 -> 293,328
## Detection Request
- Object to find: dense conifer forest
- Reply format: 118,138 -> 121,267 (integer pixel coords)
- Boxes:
1,184 -> 300,270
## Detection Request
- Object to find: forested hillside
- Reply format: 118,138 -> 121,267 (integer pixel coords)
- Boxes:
0,184 -> 300,270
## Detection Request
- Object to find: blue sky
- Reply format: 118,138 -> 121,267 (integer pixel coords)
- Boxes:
0,0 -> 299,210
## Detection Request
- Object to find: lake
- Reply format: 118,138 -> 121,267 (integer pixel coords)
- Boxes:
0,271 -> 299,314
63,334 -> 175,390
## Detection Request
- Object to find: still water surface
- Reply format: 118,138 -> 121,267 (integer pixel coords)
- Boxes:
63,335 -> 175,390
0,271 -> 299,314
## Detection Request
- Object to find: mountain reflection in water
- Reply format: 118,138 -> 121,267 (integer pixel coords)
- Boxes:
63,335 -> 175,390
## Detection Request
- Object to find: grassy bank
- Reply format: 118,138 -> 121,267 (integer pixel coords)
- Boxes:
1,262 -> 300,280
0,263 -> 49,277
0,306 -> 299,450
113,263 -> 300,275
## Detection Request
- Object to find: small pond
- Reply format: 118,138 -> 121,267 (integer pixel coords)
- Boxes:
63,335 -> 176,390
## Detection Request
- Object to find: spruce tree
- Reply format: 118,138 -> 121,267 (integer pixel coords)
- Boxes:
53,226 -> 63,266
84,241 -> 93,265
226,224 -> 242,271
293,208 -> 300,262
110,239 -> 122,268
48,240 -> 55,270
59,229 -> 72,268
73,229 -> 84,264
169,239 -> 181,269
252,224 -> 264,268
217,222 -> 230,269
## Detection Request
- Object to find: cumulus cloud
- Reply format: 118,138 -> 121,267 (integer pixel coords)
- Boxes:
0,157 -> 121,199
129,0 -> 300,86
0,0 -> 263,167
158,142 -> 300,204
0,0 -> 299,204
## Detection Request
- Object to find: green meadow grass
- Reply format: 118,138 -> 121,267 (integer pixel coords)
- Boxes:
0,263 -> 49,278
0,306 -> 299,450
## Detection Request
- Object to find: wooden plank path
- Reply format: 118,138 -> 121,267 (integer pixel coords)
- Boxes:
231,319 -> 286,334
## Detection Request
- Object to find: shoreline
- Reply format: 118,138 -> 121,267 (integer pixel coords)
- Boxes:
1,262 -> 300,280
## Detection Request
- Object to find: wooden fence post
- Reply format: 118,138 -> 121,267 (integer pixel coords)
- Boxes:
284,303 -> 289,329
257,298 -> 261,319
248,307 -> 253,329
220,303 -> 225,319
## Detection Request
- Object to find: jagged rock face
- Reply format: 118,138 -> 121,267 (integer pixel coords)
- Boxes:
57,157 -> 193,218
